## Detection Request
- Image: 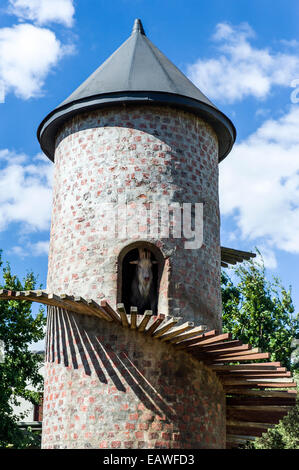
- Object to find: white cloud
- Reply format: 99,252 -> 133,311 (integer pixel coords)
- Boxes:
0,149 -> 53,232
0,23 -> 73,101
30,240 -> 49,256
255,246 -> 278,270
9,240 -> 49,258
187,22 -> 299,103
8,0 -> 75,27
219,106 -> 299,255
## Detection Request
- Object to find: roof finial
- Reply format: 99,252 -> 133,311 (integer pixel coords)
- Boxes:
132,18 -> 146,36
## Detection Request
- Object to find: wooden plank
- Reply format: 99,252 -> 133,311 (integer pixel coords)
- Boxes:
159,322 -> 194,342
221,247 -> 256,258
224,381 -> 297,390
199,345 -> 252,356
54,294 -> 92,316
215,366 -> 287,374
226,435 -> 256,444
226,397 -> 296,407
223,377 -> 296,386
14,291 -> 62,309
221,262 -> 229,268
227,420 -> 274,434
137,310 -> 152,332
209,352 -> 270,363
100,300 -> 121,324
199,340 -> 243,351
212,363 -> 281,372
85,298 -> 112,321
227,405 -> 293,413
144,315 -> 165,336
1,290 -> 109,321
227,420 -> 275,430
168,325 -> 207,344
153,318 -> 180,339
227,411 -> 292,425
186,333 -> 232,348
221,372 -> 292,379
130,306 -> 138,330
211,347 -> 261,358
116,303 -> 129,328
226,389 -> 297,398
73,295 -> 110,320
227,429 -> 267,438
174,330 -> 218,349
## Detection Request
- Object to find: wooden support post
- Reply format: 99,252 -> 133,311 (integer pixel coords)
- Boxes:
137,311 -> 152,332
116,303 -> 129,328
130,306 -> 138,330
100,300 -> 121,324
144,315 -> 165,336
159,322 -> 194,342
153,318 -> 180,339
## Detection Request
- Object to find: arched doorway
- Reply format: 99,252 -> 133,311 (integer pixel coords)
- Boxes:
117,242 -> 165,316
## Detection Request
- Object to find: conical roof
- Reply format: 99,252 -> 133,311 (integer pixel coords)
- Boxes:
37,19 -> 236,161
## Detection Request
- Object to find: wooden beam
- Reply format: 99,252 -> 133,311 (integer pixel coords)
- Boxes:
64,294 -> 104,318
168,325 -> 207,344
130,306 -> 138,330
100,300 -> 121,324
226,397 -> 296,407
221,372 -> 291,379
212,363 -> 282,372
224,382 -> 297,391
226,389 -> 297,398
116,303 -> 129,328
159,322 -> 194,342
152,318 -> 180,339
221,262 -> 229,268
199,340 -> 243,351
174,330 -> 218,349
137,310 -> 152,332
209,352 -> 270,363
211,347 -> 261,358
85,298 -> 112,321
144,315 -> 165,336
226,435 -> 256,445
199,344 -> 252,356
227,405 -> 293,413
223,378 -> 296,386
182,333 -> 232,351
227,423 -> 272,437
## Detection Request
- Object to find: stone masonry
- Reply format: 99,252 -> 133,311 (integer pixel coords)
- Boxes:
41,103 -> 226,449
47,105 -> 221,330
42,307 -> 225,449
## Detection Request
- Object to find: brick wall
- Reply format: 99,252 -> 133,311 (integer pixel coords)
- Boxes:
42,307 -> 226,449
47,104 -> 221,329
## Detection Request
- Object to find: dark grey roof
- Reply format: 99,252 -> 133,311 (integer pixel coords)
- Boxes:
37,19 -> 236,161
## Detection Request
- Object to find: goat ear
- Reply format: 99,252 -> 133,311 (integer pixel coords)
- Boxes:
129,260 -> 139,264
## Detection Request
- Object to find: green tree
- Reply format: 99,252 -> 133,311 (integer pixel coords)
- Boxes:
221,255 -> 299,370
0,250 -> 46,448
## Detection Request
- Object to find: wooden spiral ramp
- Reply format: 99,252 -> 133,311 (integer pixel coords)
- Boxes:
0,289 -> 297,449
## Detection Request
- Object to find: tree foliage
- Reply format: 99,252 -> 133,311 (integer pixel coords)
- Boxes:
0,250 -> 46,448
221,255 -> 299,370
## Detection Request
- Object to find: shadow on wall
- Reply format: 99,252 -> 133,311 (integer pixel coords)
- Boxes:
44,307 -> 225,448
47,307 -> 176,419
45,306 -> 223,442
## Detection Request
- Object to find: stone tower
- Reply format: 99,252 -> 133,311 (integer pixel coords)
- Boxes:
37,19 -> 236,449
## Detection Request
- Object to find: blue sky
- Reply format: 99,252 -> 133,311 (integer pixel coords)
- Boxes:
0,0 -> 299,324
